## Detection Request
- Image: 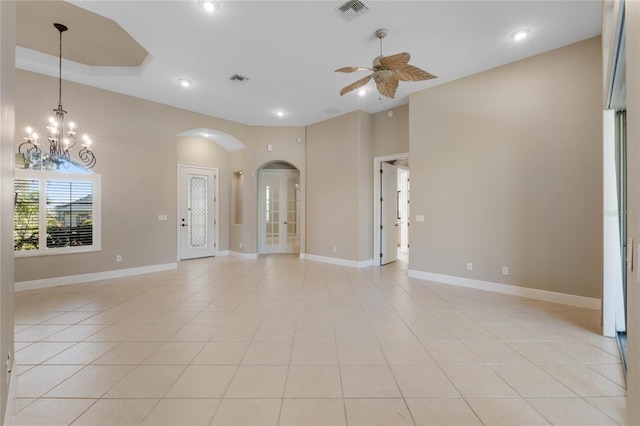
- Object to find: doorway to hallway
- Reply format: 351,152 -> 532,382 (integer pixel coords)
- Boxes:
374,153 -> 410,266
258,165 -> 301,254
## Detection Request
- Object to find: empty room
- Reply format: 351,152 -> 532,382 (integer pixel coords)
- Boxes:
0,0 -> 638,425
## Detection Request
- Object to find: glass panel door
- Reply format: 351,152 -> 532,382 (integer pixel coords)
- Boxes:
179,166 -> 216,260
259,169 -> 299,253
264,173 -> 280,248
616,110 -> 628,372
286,175 -> 300,252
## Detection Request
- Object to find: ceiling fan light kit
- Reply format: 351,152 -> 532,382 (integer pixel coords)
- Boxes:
335,28 -> 437,99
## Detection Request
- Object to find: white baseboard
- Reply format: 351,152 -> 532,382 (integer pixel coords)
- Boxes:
301,253 -> 373,268
216,250 -> 230,257
15,263 -> 178,292
230,251 -> 258,260
408,270 -> 601,309
3,358 -> 16,426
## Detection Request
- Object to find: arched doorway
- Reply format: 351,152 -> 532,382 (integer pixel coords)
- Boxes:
258,161 -> 300,254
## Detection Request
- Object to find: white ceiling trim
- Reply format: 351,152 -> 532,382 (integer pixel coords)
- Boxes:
16,46 -> 151,78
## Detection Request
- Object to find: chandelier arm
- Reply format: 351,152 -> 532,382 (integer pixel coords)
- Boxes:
78,148 -> 96,169
18,141 -> 41,155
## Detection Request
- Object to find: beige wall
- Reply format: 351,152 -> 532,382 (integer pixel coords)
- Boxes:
229,149 -> 247,252
624,1 -> 639,422
306,111 -> 365,261
359,111 -> 374,261
14,69 -> 306,281
409,37 -> 603,299
14,70 -> 249,281
372,104 -> 409,157
0,2 -> 15,422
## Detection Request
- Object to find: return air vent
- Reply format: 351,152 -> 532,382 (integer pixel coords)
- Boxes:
338,0 -> 370,20
229,74 -> 249,82
323,107 -> 342,116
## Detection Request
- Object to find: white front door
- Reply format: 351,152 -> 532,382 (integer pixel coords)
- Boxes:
259,169 -> 300,254
381,162 -> 398,265
178,166 -> 217,260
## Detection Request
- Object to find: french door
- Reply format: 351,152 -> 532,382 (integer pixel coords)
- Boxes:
259,169 -> 300,253
178,166 -> 217,260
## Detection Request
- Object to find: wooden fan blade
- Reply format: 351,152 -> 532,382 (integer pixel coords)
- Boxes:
378,52 -> 410,70
395,64 -> 437,82
376,77 -> 399,99
340,75 -> 372,96
335,66 -> 371,73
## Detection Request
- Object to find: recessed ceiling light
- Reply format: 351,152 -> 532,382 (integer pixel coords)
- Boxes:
358,89 -> 367,96
511,29 -> 530,41
178,78 -> 192,88
198,0 -> 218,13
276,111 -> 285,117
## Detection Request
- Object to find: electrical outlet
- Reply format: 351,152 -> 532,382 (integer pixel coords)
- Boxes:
239,242 -> 243,249
333,246 -> 337,253
116,255 -> 122,262
466,262 -> 473,271
502,266 -> 509,275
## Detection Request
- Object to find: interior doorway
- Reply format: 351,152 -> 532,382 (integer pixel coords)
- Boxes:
177,165 -> 218,260
258,163 -> 300,254
398,167 -> 410,260
374,153 -> 409,266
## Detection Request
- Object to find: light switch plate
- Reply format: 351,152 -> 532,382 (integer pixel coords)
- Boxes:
415,215 -> 425,222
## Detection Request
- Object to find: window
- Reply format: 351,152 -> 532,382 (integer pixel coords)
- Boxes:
14,169 -> 101,257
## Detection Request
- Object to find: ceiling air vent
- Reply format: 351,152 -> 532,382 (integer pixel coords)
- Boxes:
323,107 -> 342,116
338,0 -> 370,21
229,74 -> 249,83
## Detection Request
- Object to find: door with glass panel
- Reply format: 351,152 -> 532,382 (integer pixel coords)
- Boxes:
259,169 -> 300,253
179,166 -> 217,260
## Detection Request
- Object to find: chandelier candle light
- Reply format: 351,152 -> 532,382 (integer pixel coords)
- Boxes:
18,23 -> 96,170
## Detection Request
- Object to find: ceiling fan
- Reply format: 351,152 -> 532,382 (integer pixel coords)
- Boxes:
335,28 -> 437,99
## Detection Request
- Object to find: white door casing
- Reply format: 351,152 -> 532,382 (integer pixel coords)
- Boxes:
178,165 -> 217,260
398,168 -> 410,254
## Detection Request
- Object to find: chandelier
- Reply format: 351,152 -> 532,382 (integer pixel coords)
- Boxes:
18,23 -> 96,170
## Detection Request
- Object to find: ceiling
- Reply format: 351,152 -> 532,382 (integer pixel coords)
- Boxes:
15,1 -> 603,127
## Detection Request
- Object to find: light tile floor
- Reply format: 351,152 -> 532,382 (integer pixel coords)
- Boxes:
10,255 -> 626,425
